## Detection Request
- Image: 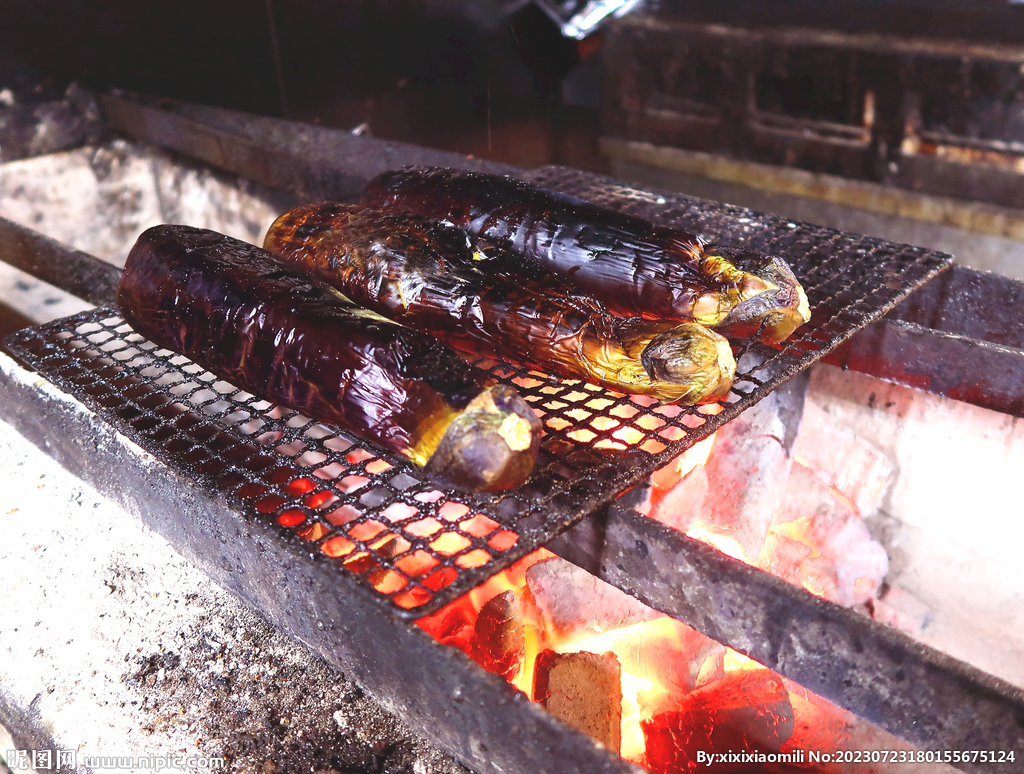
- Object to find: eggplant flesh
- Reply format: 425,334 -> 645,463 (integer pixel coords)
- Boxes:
264,203 -> 736,404
362,166 -> 810,343
117,225 -> 540,492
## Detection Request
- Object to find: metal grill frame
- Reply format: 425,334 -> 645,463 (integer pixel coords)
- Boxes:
3,172 -> 950,618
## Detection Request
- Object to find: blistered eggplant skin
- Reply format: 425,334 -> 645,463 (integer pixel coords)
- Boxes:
362,167 -> 743,322
264,203 -> 736,404
117,225 -> 540,491
362,167 -> 810,342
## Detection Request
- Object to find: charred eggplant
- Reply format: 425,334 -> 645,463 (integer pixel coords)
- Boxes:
362,167 -> 810,344
264,203 -> 736,404
117,225 -> 541,491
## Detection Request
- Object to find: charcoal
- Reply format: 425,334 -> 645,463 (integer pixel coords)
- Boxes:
764,465 -> 889,607
470,590 -> 525,681
653,374 -> 809,559
793,402 -> 894,518
642,669 -> 794,773
872,587 -> 934,636
525,556 -> 661,640
534,650 -> 622,752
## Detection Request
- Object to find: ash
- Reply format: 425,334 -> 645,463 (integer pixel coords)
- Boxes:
0,416 -> 470,774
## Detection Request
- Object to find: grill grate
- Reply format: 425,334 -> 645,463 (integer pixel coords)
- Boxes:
3,173 -> 950,618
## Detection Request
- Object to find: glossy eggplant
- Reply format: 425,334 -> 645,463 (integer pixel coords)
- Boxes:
264,203 -> 736,404
117,225 -> 541,492
362,166 -> 810,344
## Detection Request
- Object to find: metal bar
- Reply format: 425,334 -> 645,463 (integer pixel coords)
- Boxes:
548,503 -> 1024,773
97,91 -> 520,203
0,348 -> 642,774
0,215 -> 121,307
824,317 -> 1024,418
620,10 -> 1024,59
824,265 -> 1024,418
889,264 -> 1024,347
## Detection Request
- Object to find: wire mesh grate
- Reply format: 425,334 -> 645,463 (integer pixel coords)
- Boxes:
3,171 -> 951,618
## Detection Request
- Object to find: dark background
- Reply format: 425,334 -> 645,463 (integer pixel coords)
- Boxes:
1,0 -> 1021,170
0,1 -> 597,169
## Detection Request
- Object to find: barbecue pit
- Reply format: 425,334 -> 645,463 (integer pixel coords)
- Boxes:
0,92 -> 1022,774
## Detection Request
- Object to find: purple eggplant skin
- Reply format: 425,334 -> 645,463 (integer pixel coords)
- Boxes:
116,225 -> 540,492
362,167 -> 809,343
263,203 -> 736,404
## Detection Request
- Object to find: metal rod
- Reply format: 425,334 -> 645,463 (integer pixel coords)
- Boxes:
825,264 -> 1024,418
97,91 -> 519,203
0,216 -> 120,307
825,316 -> 1024,418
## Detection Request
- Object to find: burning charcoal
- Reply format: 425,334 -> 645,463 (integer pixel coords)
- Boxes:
793,402 -> 894,518
822,519 -> 889,607
798,556 -> 840,601
525,557 -> 661,641
470,590 -> 525,681
527,555 -> 725,699
566,617 -> 727,708
652,462 -> 708,535
627,622 -> 726,702
653,376 -> 808,560
533,650 -> 622,752
765,466 -> 889,607
758,530 -> 812,583
424,605 -> 476,656
642,669 -> 794,774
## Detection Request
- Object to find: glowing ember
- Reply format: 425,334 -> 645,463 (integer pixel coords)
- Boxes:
416,543 -> 914,772
416,547 -> 552,695
683,525 -> 748,562
651,432 -> 717,493
415,398 -> 901,770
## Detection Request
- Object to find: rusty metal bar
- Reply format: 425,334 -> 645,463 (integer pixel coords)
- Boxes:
889,264 -> 1024,346
824,317 -> 1024,418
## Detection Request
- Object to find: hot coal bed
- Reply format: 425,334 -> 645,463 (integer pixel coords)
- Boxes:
0,93 -> 1022,774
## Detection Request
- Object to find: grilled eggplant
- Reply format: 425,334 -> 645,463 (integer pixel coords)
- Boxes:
264,203 -> 736,404
117,225 -> 541,492
362,166 -> 810,344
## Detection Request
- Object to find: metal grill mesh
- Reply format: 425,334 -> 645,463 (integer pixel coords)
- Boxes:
3,171 -> 950,618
